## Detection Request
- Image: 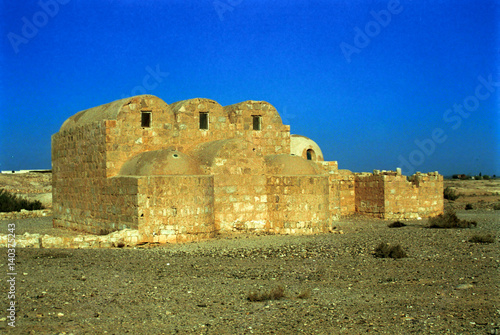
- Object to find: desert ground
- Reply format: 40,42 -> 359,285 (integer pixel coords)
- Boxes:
0,173 -> 499,334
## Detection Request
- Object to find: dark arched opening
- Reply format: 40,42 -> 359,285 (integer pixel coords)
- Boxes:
306,149 -> 316,161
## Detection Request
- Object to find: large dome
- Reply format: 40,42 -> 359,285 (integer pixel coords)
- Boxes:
119,149 -> 203,176
265,154 -> 321,175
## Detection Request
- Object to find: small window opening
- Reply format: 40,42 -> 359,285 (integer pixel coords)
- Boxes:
306,149 -> 316,161
141,111 -> 151,128
252,115 -> 262,130
199,112 -> 209,130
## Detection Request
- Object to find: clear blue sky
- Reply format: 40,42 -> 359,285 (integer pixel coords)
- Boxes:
1,0 -> 498,176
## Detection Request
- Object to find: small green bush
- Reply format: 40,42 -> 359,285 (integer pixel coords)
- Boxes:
493,203 -> 500,211
428,211 -> 477,228
465,204 -> 473,210
248,286 -> 285,302
0,189 -> 44,212
388,221 -> 407,228
443,187 -> 460,201
374,242 -> 407,259
469,234 -> 495,244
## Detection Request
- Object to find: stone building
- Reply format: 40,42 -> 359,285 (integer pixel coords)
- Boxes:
52,95 -> 443,243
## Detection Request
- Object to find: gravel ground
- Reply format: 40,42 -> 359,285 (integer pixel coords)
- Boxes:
1,210 -> 499,334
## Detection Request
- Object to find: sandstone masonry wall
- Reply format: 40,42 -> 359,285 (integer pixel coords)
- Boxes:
224,101 -> 291,156
267,175 -> 330,234
354,171 -> 444,219
137,175 -> 215,243
355,174 -> 385,217
52,121 -> 108,234
336,170 -> 356,215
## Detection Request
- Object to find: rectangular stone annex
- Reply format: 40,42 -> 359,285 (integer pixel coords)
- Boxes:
52,95 -> 443,243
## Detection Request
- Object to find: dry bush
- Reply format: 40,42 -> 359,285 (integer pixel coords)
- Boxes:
296,289 -> 311,299
388,221 -> 407,228
0,189 -> 44,212
465,203 -> 473,210
428,211 -> 477,228
469,234 -> 495,244
247,286 -> 285,302
443,187 -> 460,201
374,242 -> 407,259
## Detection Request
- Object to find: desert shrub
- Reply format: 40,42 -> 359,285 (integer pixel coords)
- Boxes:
296,289 -> 311,299
443,187 -> 460,201
493,203 -> 500,210
482,175 -> 490,180
469,234 -> 495,244
0,189 -> 44,212
427,211 -> 477,228
465,204 -> 473,210
248,285 -> 285,302
388,221 -> 407,228
374,242 -> 407,259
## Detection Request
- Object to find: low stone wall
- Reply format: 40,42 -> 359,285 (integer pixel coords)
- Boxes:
353,171 -> 443,219
355,173 -> 385,217
336,170 -> 356,215
0,209 -> 52,220
0,229 -> 140,249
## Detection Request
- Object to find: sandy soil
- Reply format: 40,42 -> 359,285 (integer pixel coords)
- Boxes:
444,179 -> 500,211
0,211 -> 499,334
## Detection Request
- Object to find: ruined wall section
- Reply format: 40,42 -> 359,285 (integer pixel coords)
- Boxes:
381,173 -> 418,219
136,175 -> 215,243
315,161 -> 342,219
354,171 -> 444,219
390,172 -> 443,219
266,175 -> 330,234
415,172 -> 444,217
354,173 -> 385,218
52,121 -> 110,234
224,101 -> 291,156
328,174 -> 341,219
337,170 -> 356,215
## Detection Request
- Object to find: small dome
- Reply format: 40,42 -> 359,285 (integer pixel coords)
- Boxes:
290,135 -> 324,162
119,149 -> 203,176
265,154 -> 321,175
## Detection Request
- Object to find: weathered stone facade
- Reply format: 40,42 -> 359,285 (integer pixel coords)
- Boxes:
52,95 -> 443,243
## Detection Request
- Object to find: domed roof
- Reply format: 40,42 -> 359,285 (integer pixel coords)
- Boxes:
60,95 -> 169,132
290,135 -> 324,162
265,154 -> 321,175
119,149 -> 203,176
